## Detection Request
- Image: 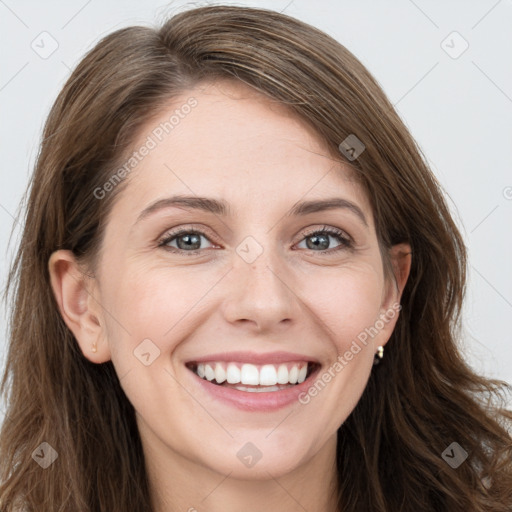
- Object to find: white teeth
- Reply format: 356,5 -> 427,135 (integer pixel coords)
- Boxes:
214,363 -> 226,383
193,361 -> 313,386
276,364 -> 289,384
240,364 -> 259,385
226,363 -> 241,384
259,364 -> 278,386
204,364 -> 215,381
297,365 -> 307,383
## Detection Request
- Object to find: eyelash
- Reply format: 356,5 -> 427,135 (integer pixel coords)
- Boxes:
158,225 -> 354,256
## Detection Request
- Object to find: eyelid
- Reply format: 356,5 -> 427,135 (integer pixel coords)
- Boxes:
158,223 -> 218,242
298,225 -> 353,244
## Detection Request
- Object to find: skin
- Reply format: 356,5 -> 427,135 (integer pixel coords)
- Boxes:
49,79 -> 411,512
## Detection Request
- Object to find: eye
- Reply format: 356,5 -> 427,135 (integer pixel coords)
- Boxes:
295,226 -> 353,254
159,228 -> 216,254
158,225 -> 353,256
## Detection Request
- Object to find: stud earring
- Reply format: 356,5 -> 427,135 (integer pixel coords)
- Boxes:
92,343 -> 97,353
373,346 -> 384,365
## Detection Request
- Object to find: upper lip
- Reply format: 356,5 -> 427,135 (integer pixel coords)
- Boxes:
185,351 -> 320,365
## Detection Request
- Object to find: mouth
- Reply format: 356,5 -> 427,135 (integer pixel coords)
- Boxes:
185,360 -> 321,393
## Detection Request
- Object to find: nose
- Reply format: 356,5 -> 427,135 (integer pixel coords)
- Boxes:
220,249 -> 300,333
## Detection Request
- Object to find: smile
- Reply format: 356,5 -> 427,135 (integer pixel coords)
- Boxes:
184,351 -> 321,410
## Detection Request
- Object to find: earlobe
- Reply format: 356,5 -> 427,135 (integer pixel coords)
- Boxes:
48,250 -> 111,363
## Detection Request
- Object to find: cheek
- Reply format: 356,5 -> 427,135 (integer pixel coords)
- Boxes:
300,263 -> 385,348
98,265 -> 208,419
102,262 -> 208,350
292,265 -> 384,428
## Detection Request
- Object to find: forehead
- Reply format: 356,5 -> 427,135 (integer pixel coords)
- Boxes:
110,79 -> 370,220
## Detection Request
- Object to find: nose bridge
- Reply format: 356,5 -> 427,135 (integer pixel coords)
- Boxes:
221,233 -> 299,330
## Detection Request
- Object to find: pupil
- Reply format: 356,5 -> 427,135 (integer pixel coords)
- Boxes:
307,234 -> 329,251
178,233 -> 200,250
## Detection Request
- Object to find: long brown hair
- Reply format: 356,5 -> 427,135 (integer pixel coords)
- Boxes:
1,5 -> 511,511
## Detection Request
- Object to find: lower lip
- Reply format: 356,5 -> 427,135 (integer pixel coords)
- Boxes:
188,366 -> 321,412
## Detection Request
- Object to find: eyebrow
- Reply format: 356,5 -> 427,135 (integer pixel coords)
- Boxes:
134,195 -> 368,227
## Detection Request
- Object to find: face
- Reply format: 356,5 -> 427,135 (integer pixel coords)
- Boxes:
52,79 -> 408,482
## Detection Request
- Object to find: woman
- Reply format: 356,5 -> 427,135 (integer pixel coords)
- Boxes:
1,5 -> 511,511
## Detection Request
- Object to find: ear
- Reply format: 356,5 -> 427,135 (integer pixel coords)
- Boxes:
377,242 -> 412,345
48,250 -> 111,363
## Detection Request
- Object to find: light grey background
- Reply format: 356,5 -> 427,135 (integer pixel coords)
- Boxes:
1,0 -> 511,427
